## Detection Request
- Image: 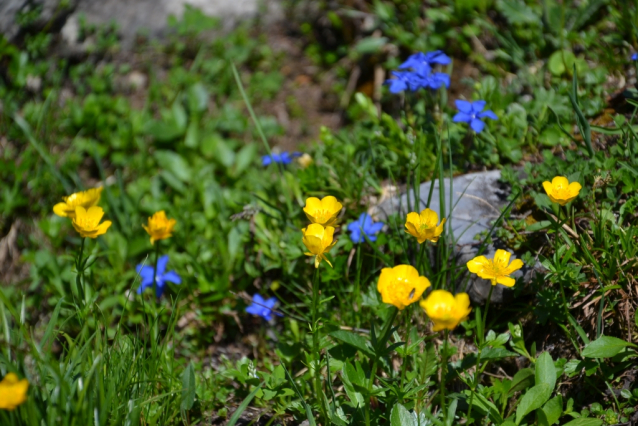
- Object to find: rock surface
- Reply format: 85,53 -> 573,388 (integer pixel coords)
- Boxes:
373,170 -> 541,304
1,0 -> 282,48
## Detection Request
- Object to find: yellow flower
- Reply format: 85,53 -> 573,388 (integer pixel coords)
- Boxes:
303,196 -> 343,226
466,249 -> 523,287
377,265 -> 431,310
297,153 -> 313,168
72,206 -> 112,238
53,187 -> 103,219
542,176 -> 582,206
142,211 -> 177,244
302,223 -> 337,267
0,373 -> 29,411
420,290 -> 472,331
405,208 -> 446,244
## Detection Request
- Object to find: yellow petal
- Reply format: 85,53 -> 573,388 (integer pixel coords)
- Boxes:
420,208 -> 439,227
493,249 -> 511,266
321,196 -> 341,213
568,181 -> 582,197
322,226 -> 335,248
504,258 -> 524,275
53,202 -> 71,218
551,176 -> 569,189
542,181 -> 553,196
496,276 -> 516,287
466,256 -> 489,273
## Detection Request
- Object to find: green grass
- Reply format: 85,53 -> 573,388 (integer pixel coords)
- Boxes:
1,1 -> 638,425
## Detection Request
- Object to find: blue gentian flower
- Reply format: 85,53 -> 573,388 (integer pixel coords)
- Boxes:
452,100 -> 498,133
262,152 -> 301,166
419,72 -> 450,90
386,71 -> 420,93
631,53 -> 638,61
399,51 -> 452,74
245,294 -> 282,321
347,213 -> 384,244
136,255 -> 182,298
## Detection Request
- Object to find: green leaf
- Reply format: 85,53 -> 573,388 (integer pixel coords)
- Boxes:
354,37 -> 388,55
515,384 -> 553,425
509,368 -> 534,395
562,419 -> 603,426
535,351 -> 556,390
581,335 -> 636,358
390,403 -> 416,426
154,150 -> 192,182
227,384 -> 263,426
180,363 -> 196,411
330,330 -> 373,357
481,347 -> 518,360
540,395 -> 563,426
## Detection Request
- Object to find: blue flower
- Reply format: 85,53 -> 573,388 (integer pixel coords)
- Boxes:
399,51 -> 452,74
632,53 -> 638,61
136,255 -> 182,298
347,213 -> 384,244
385,71 -> 420,93
262,152 -> 301,166
452,100 -> 498,133
419,72 -> 450,90
245,294 -> 282,321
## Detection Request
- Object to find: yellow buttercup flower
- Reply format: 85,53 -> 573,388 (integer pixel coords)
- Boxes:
466,249 -> 523,287
420,290 -> 472,331
142,211 -> 177,244
0,373 -> 29,411
405,208 -> 446,244
542,176 -> 582,206
302,223 -> 337,268
53,187 -> 103,219
377,265 -> 431,310
303,196 -> 343,226
72,206 -> 112,238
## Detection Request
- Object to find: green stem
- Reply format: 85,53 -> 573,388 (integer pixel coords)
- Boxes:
76,237 -> 86,301
355,245 -> 362,327
152,241 -> 160,299
468,284 -> 493,424
399,307 -> 413,397
440,330 -> 449,423
311,268 -> 326,424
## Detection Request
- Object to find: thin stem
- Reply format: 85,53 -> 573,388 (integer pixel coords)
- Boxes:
440,330 -> 449,424
355,245 -> 362,327
311,267 -> 326,424
152,241 -> 160,299
400,307 -> 413,397
468,284 -> 493,424
482,284 -> 494,337
76,237 -> 86,301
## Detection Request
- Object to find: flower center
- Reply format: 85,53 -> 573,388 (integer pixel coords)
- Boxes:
314,209 -> 331,223
419,223 -> 430,231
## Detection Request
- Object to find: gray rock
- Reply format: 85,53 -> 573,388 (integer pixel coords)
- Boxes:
0,0 -> 78,41
1,0 -> 282,49
372,170 -> 542,304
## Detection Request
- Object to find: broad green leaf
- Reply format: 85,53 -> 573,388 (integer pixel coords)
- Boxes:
515,384 -> 552,425
582,335 -> 636,358
180,363 -> 196,411
154,150 -> 192,182
330,330 -> 373,357
509,368 -> 534,395
535,351 -> 556,390
540,395 -> 563,426
481,347 -> 518,360
562,419 -> 603,426
390,403 -> 416,426
471,392 -> 504,424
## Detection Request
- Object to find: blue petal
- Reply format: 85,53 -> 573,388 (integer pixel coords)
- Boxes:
366,234 -> 378,242
155,282 -> 166,298
137,280 -> 151,294
387,79 -> 408,94
261,155 -> 272,166
349,228 -> 363,244
136,265 -> 154,286
453,112 -> 472,123
632,53 -> 638,61
478,110 -> 498,120
425,50 -> 452,65
156,255 -> 169,276
366,221 -> 385,234
455,100 -> 473,113
347,220 -> 361,232
432,72 -> 450,89
399,52 -> 424,69
264,297 -> 278,309
361,213 -> 373,228
252,294 -> 265,305
246,304 -> 262,315
470,118 -> 485,133
472,100 -> 487,113
163,270 -> 181,284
